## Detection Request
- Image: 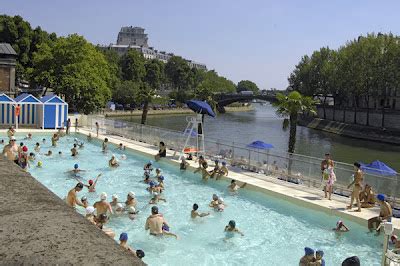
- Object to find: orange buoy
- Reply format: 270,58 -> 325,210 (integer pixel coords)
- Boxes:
184,147 -> 198,153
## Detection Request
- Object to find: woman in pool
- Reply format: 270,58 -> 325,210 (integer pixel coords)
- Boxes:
34,142 -> 40,152
224,220 -> 244,239
209,194 -> 219,208
109,155 -> 119,167
155,141 -> 166,161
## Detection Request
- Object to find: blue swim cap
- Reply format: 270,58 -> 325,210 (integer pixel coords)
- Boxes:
316,250 -> 324,257
159,175 -> 164,181
305,247 -> 314,255
119,232 -> 128,241
74,163 -> 79,169
377,194 -> 385,201
149,181 -> 156,187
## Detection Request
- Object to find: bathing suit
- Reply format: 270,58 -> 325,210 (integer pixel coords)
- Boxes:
159,149 -> 166,158
162,224 -> 169,232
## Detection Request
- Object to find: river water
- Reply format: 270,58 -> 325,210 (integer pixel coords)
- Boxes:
117,103 -> 400,171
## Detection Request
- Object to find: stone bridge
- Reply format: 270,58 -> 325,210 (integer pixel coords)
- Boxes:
215,93 -> 277,113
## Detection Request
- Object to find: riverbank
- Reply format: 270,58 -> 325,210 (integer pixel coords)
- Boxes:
104,105 -> 253,118
299,117 -> 400,145
0,155 -> 143,265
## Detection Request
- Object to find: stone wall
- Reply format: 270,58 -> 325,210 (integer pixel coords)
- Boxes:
0,157 -> 144,265
316,106 -> 400,130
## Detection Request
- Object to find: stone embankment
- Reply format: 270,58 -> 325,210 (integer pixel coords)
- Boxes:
0,156 -> 144,266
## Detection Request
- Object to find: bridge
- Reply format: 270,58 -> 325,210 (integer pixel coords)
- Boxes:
215,93 -> 277,113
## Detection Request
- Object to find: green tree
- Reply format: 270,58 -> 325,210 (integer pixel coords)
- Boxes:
273,91 -> 317,153
237,80 -> 259,93
165,56 -> 192,93
120,49 -> 146,82
136,82 -> 155,124
32,34 -> 111,114
112,80 -> 138,105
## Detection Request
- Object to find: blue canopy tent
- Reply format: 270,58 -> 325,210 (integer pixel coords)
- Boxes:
14,93 -> 41,128
246,140 -> 274,167
0,93 -> 16,126
360,160 -> 397,176
40,94 -> 68,129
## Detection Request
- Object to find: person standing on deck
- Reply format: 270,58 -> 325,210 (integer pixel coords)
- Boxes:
66,118 -> 71,135
346,162 -> 363,212
95,122 -> 100,137
75,118 -> 79,132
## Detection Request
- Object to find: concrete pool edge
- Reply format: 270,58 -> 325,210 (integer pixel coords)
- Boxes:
0,156 -> 144,265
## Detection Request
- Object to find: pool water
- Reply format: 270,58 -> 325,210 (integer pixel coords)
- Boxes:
11,133 -> 382,265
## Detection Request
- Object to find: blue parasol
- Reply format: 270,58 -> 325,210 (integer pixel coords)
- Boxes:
360,160 -> 397,176
186,100 -> 216,117
246,140 -> 274,149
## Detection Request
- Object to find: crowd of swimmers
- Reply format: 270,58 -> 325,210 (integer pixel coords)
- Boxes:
2,126 -> 400,264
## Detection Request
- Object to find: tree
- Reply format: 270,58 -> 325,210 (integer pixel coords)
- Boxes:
237,80 -> 259,94
112,80 -> 138,105
32,34 -> 112,114
165,56 -> 192,92
136,82 -> 155,124
273,91 -> 317,153
120,49 -> 146,82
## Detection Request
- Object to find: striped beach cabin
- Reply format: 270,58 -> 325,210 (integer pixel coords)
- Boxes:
40,94 -> 68,129
14,93 -> 41,127
0,93 -> 16,126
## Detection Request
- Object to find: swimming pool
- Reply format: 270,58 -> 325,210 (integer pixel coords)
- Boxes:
11,133 -> 381,265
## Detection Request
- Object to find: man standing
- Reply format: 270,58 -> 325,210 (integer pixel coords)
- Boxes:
94,192 -> 113,216
347,162 -> 363,212
66,183 -> 84,208
145,206 -> 167,236
2,137 -> 18,163
66,118 -> 71,135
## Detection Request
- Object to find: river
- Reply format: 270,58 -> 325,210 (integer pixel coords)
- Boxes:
115,103 -> 400,171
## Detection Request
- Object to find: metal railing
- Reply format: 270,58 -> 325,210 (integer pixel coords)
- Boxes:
83,115 -> 400,207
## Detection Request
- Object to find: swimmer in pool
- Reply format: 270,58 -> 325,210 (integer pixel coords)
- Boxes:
216,162 -> 229,180
224,220 -> 244,239
144,161 -> 153,174
143,172 -> 152,184
85,206 -> 96,225
93,192 -> 113,216
44,150 -> 52,156
86,174 -> 102,192
115,203 -> 125,215
95,213 -> 115,238
87,133 -> 92,142
180,157 -> 189,170
215,197 -> 225,212
191,203 -> 210,218
67,163 -> 86,174
391,235 -> 400,249
42,138 -> 46,144
332,220 -> 349,232
102,138 -> 108,152
209,194 -> 219,208
51,133 -> 59,147
71,144 -> 78,156
109,154 -> 119,167
78,142 -> 84,149
299,247 -> 315,266
118,143 -> 125,150
148,181 -> 161,194
194,155 -> 207,174
315,250 -> 325,266
201,161 -> 210,180
128,206 -> 139,220
34,142 -> 40,153
228,179 -> 247,193
66,183 -> 84,208
119,233 -> 136,255
156,175 -> 165,191
110,194 -> 119,208
149,192 -> 166,204
155,168 -> 161,178
28,152 -> 35,161
125,191 -> 137,208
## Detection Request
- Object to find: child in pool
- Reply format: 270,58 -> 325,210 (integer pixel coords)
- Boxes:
224,220 -> 244,239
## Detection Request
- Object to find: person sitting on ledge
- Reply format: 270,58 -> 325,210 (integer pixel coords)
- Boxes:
201,161 -> 210,180
359,184 -> 376,208
216,161 -> 229,180
66,183 -> 84,208
109,154 -> 119,167
155,141 -> 166,161
368,194 -> 392,234
209,160 -> 220,178
145,206 -> 172,238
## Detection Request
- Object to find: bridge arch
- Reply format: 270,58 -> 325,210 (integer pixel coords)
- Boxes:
215,94 -> 277,113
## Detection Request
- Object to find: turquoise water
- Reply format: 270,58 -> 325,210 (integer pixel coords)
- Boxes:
8,133 -> 382,265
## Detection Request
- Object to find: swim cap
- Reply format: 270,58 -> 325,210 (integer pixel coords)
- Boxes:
377,194 -> 385,201
22,146 -> 28,152
100,192 -> 107,201
337,220 -> 343,227
342,256 -> 360,266
76,183 -> 84,189
112,194 -> 118,200
37,161 -> 43,167
156,168 -> 161,172
74,138 -> 78,142
81,196 -> 87,201
222,161 -> 227,166
128,206 -> 136,214
215,159 -> 219,163
74,163 -> 79,169
228,220 -> 236,227
10,136 -> 16,140
136,250 -> 145,259
304,247 -> 314,256
112,154 -> 115,158
316,250 -> 324,257
119,232 -> 128,241
149,181 -> 156,187
128,191 -> 135,198
158,175 -> 164,181
86,206 -> 95,215
153,191 -> 159,196
88,180 -> 93,185
212,194 -> 218,200
116,203 -> 123,209
218,197 -> 224,203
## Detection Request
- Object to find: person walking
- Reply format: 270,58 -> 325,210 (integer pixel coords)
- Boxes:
346,162 -> 363,212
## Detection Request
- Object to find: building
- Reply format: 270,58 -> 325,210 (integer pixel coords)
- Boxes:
117,26 -> 148,47
99,26 -> 207,70
0,43 -> 17,97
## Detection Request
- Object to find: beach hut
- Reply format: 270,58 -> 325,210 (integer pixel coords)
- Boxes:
39,94 -> 68,129
0,93 -> 16,126
14,93 -> 41,128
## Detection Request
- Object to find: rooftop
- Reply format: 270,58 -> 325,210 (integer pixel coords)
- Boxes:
0,43 -> 17,56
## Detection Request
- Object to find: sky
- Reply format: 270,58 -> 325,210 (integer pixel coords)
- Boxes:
3,0 -> 400,90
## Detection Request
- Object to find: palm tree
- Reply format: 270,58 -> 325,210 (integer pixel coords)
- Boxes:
136,82 -> 155,125
273,91 -> 317,153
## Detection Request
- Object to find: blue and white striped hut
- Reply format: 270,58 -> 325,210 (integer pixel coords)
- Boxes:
40,94 -> 68,129
0,93 -> 16,126
14,93 -> 41,127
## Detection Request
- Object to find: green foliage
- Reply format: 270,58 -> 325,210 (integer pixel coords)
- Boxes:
237,80 -> 259,93
120,49 -> 146,82
165,56 -> 192,91
144,59 -> 165,90
32,34 -> 111,114
112,80 -> 139,105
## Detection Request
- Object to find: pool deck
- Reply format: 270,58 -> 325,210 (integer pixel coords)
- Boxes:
0,154 -> 144,265
2,128 -> 399,236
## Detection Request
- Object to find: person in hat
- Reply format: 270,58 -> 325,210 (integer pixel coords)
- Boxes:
109,154 -> 119,168
81,196 -> 89,208
156,175 -> 165,191
67,163 -> 86,174
125,191 -> 137,208
224,220 -> 244,240
191,203 -> 210,219
228,179 -> 246,193
194,155 -> 207,174
85,206 -> 96,224
71,143 -> 78,157
368,194 -> 392,233
315,250 -> 325,266
149,192 -> 166,205
18,146 -> 29,171
119,233 -> 135,254
102,138 -> 109,152
94,192 -> 113,216
299,247 -> 315,266
66,183 -> 85,208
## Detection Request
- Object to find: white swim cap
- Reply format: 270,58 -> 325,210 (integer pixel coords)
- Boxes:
128,191 -> 135,198
112,194 -> 118,200
112,154 -> 115,158
128,206 -> 136,213
218,197 -> 224,203
100,192 -> 107,201
74,138 -> 78,141
86,206 -> 95,215
156,168 -> 161,172
121,154 -> 127,160
153,191 -> 159,196
116,203 -> 123,209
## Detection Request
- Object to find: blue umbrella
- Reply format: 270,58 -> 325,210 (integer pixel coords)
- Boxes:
360,160 -> 397,176
186,100 -> 216,117
246,140 -> 274,149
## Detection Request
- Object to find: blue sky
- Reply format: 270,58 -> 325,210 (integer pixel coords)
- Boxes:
3,0 -> 400,90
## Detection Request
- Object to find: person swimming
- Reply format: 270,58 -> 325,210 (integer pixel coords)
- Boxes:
128,206 -> 139,220
332,220 -> 349,232
125,191 -> 137,208
45,150 -> 52,156
149,192 -> 167,204
191,203 -> 210,218
209,194 -> 219,208
119,232 -> 135,255
28,152 -> 35,161
68,163 -> 86,174
299,247 -> 315,266
34,142 -> 40,152
224,220 -> 244,239
86,174 -> 101,192
109,154 -> 119,167
143,172 -> 152,184
228,179 -> 246,193
215,197 -> 225,212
